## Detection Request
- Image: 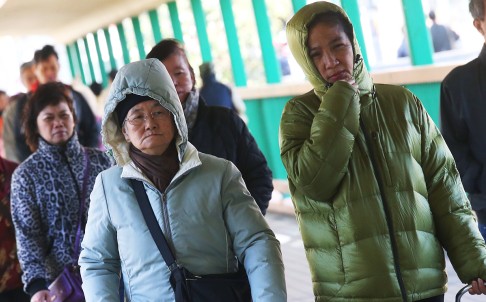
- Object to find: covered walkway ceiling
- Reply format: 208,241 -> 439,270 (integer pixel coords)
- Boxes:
0,0 -> 170,43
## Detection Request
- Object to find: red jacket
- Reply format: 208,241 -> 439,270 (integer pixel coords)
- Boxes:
0,156 -> 20,292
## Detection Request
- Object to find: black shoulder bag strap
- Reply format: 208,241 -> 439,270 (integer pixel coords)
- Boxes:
129,179 -> 189,302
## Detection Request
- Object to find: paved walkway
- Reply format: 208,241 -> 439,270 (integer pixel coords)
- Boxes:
265,211 -> 484,302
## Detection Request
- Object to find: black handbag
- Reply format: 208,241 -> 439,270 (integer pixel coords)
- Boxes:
130,179 -> 252,302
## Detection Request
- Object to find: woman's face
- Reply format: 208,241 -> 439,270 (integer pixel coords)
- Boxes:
162,52 -> 194,104
36,101 -> 75,146
122,100 -> 176,156
307,22 -> 354,84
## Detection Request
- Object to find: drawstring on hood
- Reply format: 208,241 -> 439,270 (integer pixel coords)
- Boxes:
286,1 -> 374,98
101,59 -> 188,166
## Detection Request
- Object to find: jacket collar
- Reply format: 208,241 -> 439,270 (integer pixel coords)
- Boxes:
121,142 -> 201,189
37,133 -> 82,158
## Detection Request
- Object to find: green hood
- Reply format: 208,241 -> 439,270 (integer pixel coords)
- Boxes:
286,1 -> 373,97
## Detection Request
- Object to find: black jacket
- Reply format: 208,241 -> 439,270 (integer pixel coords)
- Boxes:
440,43 -> 486,223
190,98 -> 273,214
3,86 -> 99,163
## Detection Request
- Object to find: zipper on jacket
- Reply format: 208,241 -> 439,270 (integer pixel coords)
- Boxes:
360,119 -> 408,302
160,193 -> 173,245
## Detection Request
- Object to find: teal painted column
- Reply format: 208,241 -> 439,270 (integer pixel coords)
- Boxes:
340,0 -> 370,70
291,0 -> 306,13
103,28 -> 117,71
66,44 -> 76,78
93,32 -> 108,87
219,0 -> 247,87
83,37 -> 96,84
132,16 -> 146,59
74,41 -> 87,84
402,0 -> 433,65
191,0 -> 212,62
117,23 -> 131,64
168,2 -> 184,42
149,9 -> 163,43
251,0 -> 281,83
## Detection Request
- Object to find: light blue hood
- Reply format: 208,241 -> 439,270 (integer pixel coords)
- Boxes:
102,59 -> 188,166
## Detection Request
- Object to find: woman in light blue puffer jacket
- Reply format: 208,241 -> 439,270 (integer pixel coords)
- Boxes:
79,59 -> 286,302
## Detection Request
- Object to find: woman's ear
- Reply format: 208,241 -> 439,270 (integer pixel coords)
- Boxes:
474,19 -> 484,35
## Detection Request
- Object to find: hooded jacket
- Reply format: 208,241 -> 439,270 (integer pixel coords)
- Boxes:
79,59 -> 286,302
280,2 -> 486,301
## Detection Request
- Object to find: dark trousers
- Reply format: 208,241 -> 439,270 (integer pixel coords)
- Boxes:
416,294 -> 444,302
0,287 -> 30,302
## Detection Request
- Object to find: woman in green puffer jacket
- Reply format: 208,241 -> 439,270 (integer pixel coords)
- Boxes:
279,1 -> 486,301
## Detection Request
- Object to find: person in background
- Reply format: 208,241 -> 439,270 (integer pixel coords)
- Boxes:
429,10 -> 460,52
199,62 -> 248,123
19,61 -> 38,93
280,1 -> 486,301
147,40 -> 272,214
79,59 -> 286,301
3,61 -> 38,162
0,156 -> 30,302
96,69 -> 118,117
441,0 -> 486,240
10,82 -> 111,301
0,91 -> 9,157
3,45 -> 99,164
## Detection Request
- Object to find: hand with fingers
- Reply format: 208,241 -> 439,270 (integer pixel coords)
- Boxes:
469,278 -> 486,295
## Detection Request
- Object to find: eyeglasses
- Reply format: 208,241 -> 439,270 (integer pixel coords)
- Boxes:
124,110 -> 168,126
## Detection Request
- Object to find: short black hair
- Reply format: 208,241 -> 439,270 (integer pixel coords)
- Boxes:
470,0 -> 485,20
89,82 -> 102,96
33,45 -> 58,64
307,11 -> 355,56
108,69 -> 118,82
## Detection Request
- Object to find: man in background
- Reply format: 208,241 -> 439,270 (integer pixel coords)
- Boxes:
3,45 -> 99,163
429,10 -> 460,52
199,62 -> 247,123
440,0 -> 486,239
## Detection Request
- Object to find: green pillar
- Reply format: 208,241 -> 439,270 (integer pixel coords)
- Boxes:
132,16 -> 146,59
251,0 -> 281,83
402,0 -> 433,65
83,37 -> 96,84
66,44 -> 76,78
103,28 -> 117,71
168,2 -> 184,42
220,0 -> 247,87
74,41 -> 87,85
149,9 -> 163,43
93,32 -> 108,87
191,0 -> 212,62
291,0 -> 306,13
117,23 -> 131,64
340,0 -> 370,70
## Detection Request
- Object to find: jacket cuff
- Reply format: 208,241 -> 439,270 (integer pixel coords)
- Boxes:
26,278 -> 47,297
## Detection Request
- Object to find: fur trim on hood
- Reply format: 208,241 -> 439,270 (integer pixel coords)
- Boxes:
101,59 -> 188,166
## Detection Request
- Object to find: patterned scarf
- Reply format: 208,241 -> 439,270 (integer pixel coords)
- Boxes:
129,143 -> 179,193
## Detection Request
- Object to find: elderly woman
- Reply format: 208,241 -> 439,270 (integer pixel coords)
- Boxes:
279,1 -> 486,301
78,59 -> 286,301
10,82 -> 112,302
